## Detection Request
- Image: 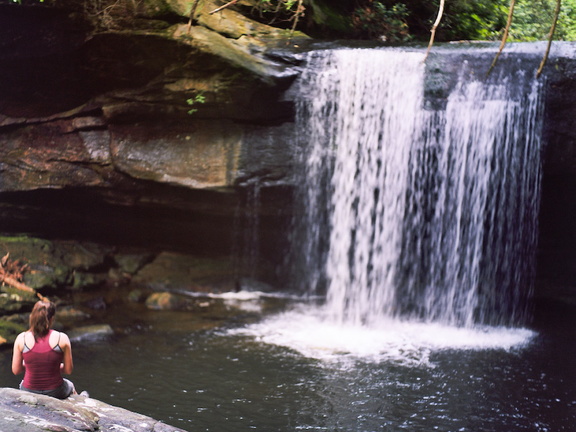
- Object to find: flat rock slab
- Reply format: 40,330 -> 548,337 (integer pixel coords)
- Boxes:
0,387 -> 186,432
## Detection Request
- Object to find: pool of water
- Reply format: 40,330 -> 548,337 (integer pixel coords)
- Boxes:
1,295 -> 574,432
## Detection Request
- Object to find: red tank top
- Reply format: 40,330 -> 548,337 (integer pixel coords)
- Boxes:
22,330 -> 64,391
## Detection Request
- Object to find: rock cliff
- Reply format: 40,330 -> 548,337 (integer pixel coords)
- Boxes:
0,0 -> 304,282
0,0 -> 303,193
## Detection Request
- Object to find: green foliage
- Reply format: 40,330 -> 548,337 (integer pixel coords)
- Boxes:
437,0 -> 509,41
399,0 -> 575,42
510,0 -> 576,41
352,2 -> 412,41
186,92 -> 206,115
255,0 -> 303,25
259,0 -> 298,11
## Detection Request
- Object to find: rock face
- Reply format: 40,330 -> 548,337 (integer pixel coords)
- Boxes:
0,1 -> 301,194
0,388 -> 185,431
0,0 -> 301,277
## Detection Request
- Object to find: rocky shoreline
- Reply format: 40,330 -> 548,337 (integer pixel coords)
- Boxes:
0,233 -> 260,343
0,387 -> 186,432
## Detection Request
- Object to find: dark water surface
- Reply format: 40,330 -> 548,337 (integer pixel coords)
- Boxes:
1,299 -> 574,432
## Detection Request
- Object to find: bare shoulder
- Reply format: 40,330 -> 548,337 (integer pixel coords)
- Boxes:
58,331 -> 72,345
13,331 -> 28,351
49,330 -> 71,347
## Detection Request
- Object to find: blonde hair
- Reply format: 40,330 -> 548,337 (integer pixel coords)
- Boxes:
29,300 -> 56,339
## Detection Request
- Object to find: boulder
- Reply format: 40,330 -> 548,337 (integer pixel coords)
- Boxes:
133,252 -> 236,292
0,388 -> 186,432
0,236 -> 115,292
68,324 -> 115,342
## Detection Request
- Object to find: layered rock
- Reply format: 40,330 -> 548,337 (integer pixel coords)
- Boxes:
0,0 -> 303,194
0,0 -> 303,284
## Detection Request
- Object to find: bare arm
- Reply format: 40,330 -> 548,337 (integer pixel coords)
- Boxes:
11,333 -> 25,375
59,333 -> 74,375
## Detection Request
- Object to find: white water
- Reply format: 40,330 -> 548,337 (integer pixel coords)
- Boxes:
320,51 -> 424,327
295,48 -> 543,327
237,48 -> 543,363
231,304 -> 535,366
402,72 -> 543,327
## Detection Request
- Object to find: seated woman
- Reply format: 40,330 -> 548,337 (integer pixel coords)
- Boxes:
12,300 -> 76,399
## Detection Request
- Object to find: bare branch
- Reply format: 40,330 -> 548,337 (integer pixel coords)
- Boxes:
288,0 -> 305,42
187,0 -> 201,33
537,0 -> 562,77
209,0 -> 239,15
487,0 -> 516,76
423,0 -> 445,63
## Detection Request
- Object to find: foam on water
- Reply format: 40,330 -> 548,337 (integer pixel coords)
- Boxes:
231,304 -> 536,367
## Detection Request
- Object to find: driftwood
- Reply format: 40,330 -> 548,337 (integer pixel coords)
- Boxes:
0,273 -> 35,295
0,253 -> 45,300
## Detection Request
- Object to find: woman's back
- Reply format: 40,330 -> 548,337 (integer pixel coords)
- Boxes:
22,329 -> 64,391
12,300 -> 76,399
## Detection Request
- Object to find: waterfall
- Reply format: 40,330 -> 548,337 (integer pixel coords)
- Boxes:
294,48 -> 544,328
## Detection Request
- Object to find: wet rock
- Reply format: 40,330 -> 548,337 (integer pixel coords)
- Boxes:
109,120 -> 245,189
82,296 -> 107,311
113,252 -> 155,275
0,388 -> 186,432
0,289 -> 36,315
68,324 -> 114,342
133,252 -> 236,292
0,1 -> 300,286
145,292 -> 188,311
58,242 -> 111,271
0,237 -> 114,292
56,306 -> 91,321
127,289 -> 148,303
71,272 -> 108,290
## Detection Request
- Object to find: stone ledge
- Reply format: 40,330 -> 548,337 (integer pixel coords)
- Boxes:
0,387 -> 186,432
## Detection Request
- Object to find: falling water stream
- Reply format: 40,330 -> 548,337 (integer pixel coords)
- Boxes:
1,47 -> 574,432
243,47 -> 545,364
294,48 -> 543,328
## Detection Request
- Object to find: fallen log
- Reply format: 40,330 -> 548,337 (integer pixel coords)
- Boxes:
0,253 -> 46,300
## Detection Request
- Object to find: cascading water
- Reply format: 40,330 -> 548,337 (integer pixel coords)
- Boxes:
293,49 -> 425,326
293,48 -> 543,329
236,47 -> 543,364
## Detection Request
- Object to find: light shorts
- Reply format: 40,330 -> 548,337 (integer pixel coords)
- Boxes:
20,378 -> 75,399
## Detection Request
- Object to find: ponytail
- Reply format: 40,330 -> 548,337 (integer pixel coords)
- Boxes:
29,300 -> 56,339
